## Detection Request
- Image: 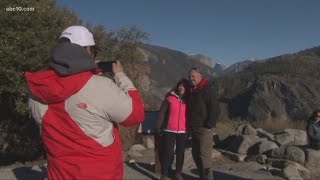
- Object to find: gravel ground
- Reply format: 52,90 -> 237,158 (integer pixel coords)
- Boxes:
0,149 -> 284,180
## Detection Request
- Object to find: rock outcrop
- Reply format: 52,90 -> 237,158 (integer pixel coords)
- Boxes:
219,46 -> 320,122
220,124 -> 319,179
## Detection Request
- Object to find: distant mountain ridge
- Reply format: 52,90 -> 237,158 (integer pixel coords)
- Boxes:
213,63 -> 226,75
222,59 -> 259,75
188,54 -> 215,68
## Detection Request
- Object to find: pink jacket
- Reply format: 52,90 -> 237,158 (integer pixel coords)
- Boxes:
159,91 -> 187,133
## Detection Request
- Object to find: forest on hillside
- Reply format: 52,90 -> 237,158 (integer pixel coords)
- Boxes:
0,0 -> 150,164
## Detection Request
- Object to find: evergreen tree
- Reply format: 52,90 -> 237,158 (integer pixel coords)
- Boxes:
0,0 -> 149,162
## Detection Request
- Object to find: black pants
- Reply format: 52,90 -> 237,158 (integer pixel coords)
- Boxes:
161,131 -> 188,176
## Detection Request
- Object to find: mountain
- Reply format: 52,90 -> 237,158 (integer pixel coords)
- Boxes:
215,46 -> 320,122
213,63 -> 226,76
188,54 -> 215,68
138,44 -> 217,110
222,59 -> 258,75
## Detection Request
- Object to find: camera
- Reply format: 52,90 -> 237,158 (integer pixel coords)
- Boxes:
96,61 -> 116,73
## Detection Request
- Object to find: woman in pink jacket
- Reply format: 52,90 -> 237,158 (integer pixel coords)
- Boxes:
155,79 -> 190,180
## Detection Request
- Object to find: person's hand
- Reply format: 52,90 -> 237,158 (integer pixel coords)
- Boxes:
112,60 -> 124,75
95,60 -> 103,75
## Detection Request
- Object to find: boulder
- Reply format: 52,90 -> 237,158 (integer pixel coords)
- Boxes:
127,144 -> 146,158
284,129 -> 308,146
304,148 -> 320,178
285,146 -> 305,165
244,154 -> 267,164
249,141 -> 279,155
219,149 -> 247,162
274,132 -> 294,146
127,151 -> 143,158
256,128 -> 275,141
212,149 -> 222,160
129,144 -> 146,152
269,146 -> 305,165
220,135 -> 237,149
282,163 -> 303,180
235,124 -> 246,136
242,124 -> 257,136
284,161 -> 311,180
266,158 -> 291,169
228,135 -> 267,154
142,136 -> 155,149
256,154 -> 267,164
265,165 -> 283,177
235,123 -> 257,136
265,157 -> 310,179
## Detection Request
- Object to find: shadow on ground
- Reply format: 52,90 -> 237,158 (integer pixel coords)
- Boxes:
125,162 -> 197,180
125,162 -> 260,180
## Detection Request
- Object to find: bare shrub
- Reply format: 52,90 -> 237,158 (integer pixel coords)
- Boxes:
214,119 -> 237,140
119,125 -> 143,151
251,118 -> 306,133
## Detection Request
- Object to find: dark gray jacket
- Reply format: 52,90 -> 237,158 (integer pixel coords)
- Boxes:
307,119 -> 320,150
187,79 -> 220,129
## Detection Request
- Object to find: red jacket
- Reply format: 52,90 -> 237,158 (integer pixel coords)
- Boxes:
25,43 -> 144,179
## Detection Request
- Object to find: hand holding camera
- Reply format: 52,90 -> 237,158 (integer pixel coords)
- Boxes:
96,60 -> 123,74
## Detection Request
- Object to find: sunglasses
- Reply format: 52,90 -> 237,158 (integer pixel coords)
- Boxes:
190,67 -> 201,74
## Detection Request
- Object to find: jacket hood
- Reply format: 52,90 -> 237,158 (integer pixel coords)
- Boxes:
25,70 -> 93,104
190,79 -> 208,93
49,42 -> 97,76
169,91 -> 180,99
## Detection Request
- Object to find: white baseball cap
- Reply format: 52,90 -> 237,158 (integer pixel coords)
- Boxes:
60,26 -> 95,47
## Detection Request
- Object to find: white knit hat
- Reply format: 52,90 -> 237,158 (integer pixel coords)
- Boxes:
60,26 -> 95,47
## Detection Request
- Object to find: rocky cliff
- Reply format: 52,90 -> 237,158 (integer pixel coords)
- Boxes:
217,46 -> 320,121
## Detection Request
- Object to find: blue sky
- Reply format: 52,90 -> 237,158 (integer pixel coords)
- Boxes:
57,0 -> 320,66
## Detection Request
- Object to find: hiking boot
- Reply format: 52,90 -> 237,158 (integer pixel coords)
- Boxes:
175,172 -> 184,180
160,174 -> 170,180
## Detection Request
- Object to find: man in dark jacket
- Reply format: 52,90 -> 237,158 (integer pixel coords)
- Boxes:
187,67 -> 220,180
307,110 -> 320,150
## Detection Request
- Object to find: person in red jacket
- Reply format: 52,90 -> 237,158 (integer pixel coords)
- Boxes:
25,25 -> 144,180
155,79 -> 190,180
